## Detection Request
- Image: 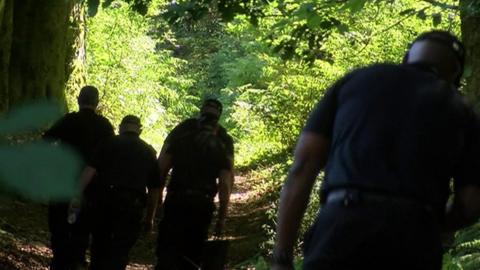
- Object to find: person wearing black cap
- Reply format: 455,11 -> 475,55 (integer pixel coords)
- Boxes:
43,85 -> 114,270
272,30 -> 480,270
153,98 -> 234,270
78,115 -> 161,270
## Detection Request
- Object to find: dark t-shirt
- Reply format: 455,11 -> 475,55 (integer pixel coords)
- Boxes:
164,118 -> 234,196
90,133 -> 160,193
304,63 -> 480,215
43,108 -> 114,164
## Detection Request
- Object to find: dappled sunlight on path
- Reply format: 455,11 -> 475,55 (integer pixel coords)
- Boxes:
221,175 -> 270,268
0,174 -> 269,269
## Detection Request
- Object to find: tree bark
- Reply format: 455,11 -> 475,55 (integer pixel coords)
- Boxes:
460,0 -> 480,109
0,0 -> 85,112
65,1 -> 87,110
0,0 -> 12,111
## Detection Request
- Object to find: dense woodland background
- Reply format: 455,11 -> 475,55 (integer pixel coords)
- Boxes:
0,0 -> 480,269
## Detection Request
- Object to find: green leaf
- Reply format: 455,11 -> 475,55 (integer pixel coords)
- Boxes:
272,19 -> 289,29
0,100 -> 62,135
131,0 -> 149,15
0,142 -> 82,201
306,12 -> 322,28
281,44 -> 296,60
337,23 -> 349,34
399,8 -> 416,16
249,15 -> 259,27
432,13 -> 442,26
345,0 -> 368,13
87,0 -> 100,17
102,0 -> 114,8
295,3 -> 314,20
417,9 -> 427,20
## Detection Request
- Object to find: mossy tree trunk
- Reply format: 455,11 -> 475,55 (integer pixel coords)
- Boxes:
460,0 -> 480,109
65,2 -> 87,110
0,0 -> 86,112
0,0 -> 13,111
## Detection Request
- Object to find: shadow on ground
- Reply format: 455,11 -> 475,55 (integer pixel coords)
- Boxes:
0,174 -> 270,270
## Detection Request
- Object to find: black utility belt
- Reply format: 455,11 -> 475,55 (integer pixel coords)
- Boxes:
325,188 -> 432,212
100,184 -> 147,197
168,189 -> 215,200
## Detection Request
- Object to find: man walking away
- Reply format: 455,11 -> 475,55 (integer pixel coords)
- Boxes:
272,31 -> 480,270
154,99 -> 234,270
44,86 -> 114,270
79,115 -> 161,270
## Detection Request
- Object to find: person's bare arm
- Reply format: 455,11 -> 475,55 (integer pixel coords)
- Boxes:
145,145 -> 172,229
215,168 -> 233,236
145,187 -> 161,232
157,144 -> 173,201
444,185 -> 480,232
272,132 -> 330,269
79,166 -> 97,192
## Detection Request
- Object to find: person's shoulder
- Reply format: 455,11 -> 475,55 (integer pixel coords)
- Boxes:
130,136 -> 157,157
43,112 -> 75,137
65,111 -> 78,117
352,63 -> 443,86
398,63 -> 446,83
168,118 -> 198,136
217,125 -> 233,144
54,111 -> 83,127
178,118 -> 198,129
92,113 -> 114,129
107,134 -> 121,143
353,63 -> 403,75
60,111 -> 79,121
93,113 -> 112,124
324,63 -> 398,87
142,140 -> 158,157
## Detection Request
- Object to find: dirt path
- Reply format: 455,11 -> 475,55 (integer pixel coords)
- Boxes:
0,174 -> 270,270
222,175 -> 270,268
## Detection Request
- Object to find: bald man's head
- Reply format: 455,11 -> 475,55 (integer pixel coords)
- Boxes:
404,31 -> 464,86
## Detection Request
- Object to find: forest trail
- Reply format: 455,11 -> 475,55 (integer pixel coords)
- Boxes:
0,174 -> 270,269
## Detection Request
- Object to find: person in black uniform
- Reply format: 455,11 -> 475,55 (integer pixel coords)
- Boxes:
153,98 -> 234,270
272,31 -> 480,270
43,85 -> 114,270
78,115 -> 161,270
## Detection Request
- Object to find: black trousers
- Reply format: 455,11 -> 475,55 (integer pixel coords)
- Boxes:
302,201 -> 443,270
48,202 -> 89,270
87,188 -> 145,270
155,193 -> 215,270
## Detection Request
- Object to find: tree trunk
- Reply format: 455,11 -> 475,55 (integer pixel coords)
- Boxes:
0,0 -> 13,111
65,1 -> 87,110
0,0 -> 85,112
460,0 -> 480,109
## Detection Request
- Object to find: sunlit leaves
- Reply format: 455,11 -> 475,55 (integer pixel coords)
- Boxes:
399,8 -> 416,16
432,13 -> 442,26
417,9 -> 427,20
88,0 -> 152,17
160,0 -> 462,65
344,0 -> 368,13
218,0 -> 245,22
86,3 -> 195,147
